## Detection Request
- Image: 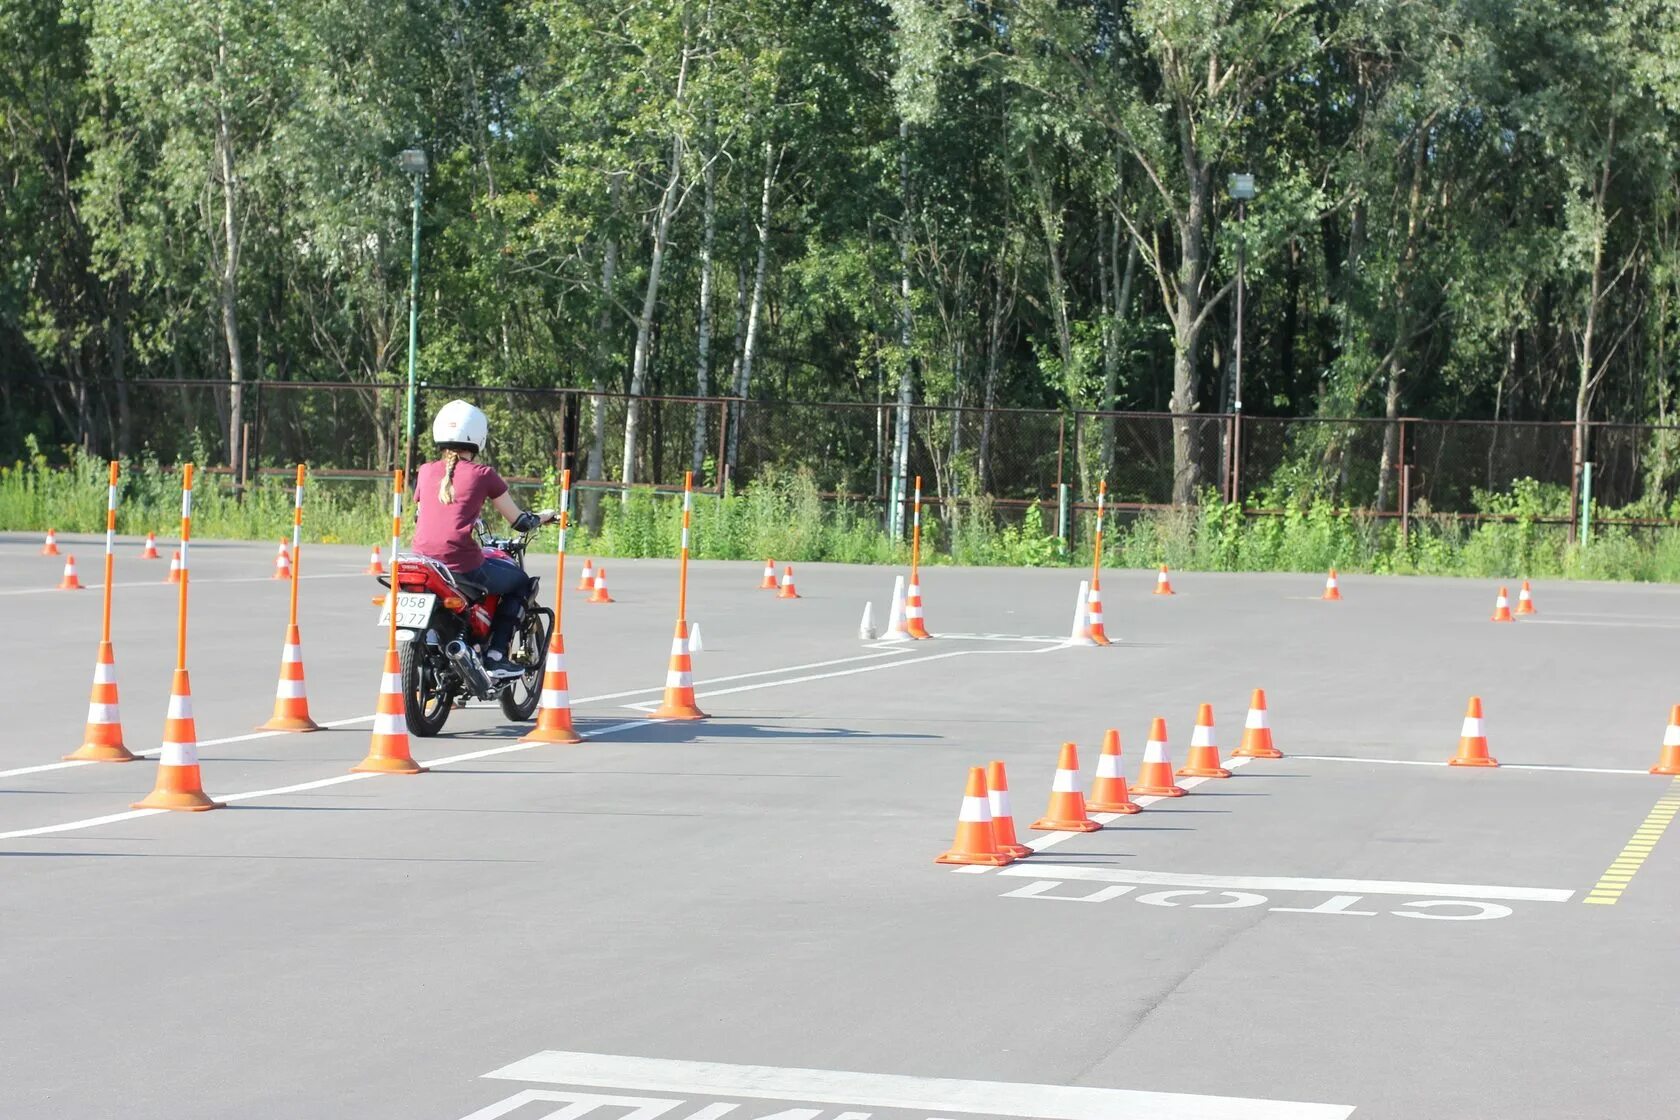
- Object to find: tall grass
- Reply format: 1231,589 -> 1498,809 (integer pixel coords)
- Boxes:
7,443 -> 1680,581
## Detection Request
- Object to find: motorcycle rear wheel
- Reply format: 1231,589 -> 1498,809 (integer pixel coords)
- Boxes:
399,639 -> 453,737
498,608 -> 551,722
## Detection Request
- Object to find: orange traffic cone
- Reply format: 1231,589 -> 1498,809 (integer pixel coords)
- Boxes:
272,540 -> 292,580
652,620 -> 707,719
132,669 -> 223,810
778,565 -> 801,599
1650,705 -> 1680,776
1490,586 -> 1514,622
576,558 -> 595,592
1153,564 -> 1175,595
905,576 -> 932,639
1322,568 -> 1342,600
1448,696 -> 1498,767
1087,729 -> 1142,814
1233,688 -> 1283,759
1085,580 -> 1113,645
1515,580 -> 1536,616
1031,742 -> 1102,832
57,555 -> 85,590
1133,717 -> 1187,796
165,550 -> 181,583
985,760 -> 1033,858
41,528 -> 60,556
64,640 -> 136,762
352,649 -> 426,774
588,567 -> 614,603
520,631 -> 583,744
139,532 -> 161,560
759,559 -> 777,590
1178,703 -> 1232,778
363,545 -> 385,575
258,624 -> 320,732
936,766 -> 1014,866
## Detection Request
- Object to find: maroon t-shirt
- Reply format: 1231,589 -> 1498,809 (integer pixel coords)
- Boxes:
412,459 -> 508,572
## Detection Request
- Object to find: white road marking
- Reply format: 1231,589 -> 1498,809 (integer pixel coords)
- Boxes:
951,756 -> 1256,874
1521,618 -> 1680,630
0,572 -> 366,597
1291,754 -> 1651,776
994,863 -> 1575,902
0,714 -> 378,780
479,1051 -> 1356,1120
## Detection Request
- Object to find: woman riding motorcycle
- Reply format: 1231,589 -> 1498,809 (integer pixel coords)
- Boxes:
412,400 -> 553,678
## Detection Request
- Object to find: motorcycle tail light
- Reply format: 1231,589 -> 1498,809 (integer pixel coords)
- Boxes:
442,595 -> 466,611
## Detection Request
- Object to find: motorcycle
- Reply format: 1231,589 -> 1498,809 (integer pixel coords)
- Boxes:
375,526 -> 552,736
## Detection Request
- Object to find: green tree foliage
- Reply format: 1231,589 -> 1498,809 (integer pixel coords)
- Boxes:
3,0 -> 1679,503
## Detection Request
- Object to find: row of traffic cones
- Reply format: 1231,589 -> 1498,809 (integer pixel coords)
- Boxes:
938,692 -> 1282,865
42,528 -> 163,559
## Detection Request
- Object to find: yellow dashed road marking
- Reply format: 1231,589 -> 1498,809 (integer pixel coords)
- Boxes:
1583,778 -> 1680,906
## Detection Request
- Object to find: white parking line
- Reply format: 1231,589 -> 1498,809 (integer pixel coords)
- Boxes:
994,863 -> 1576,902
478,1051 -> 1356,1120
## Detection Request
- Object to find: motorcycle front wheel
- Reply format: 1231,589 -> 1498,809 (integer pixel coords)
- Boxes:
498,608 -> 551,722
399,639 -> 453,736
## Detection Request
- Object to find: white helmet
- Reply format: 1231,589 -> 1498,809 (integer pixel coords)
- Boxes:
431,399 -> 488,452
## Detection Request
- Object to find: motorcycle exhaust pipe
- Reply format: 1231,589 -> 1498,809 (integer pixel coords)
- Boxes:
443,638 -> 492,697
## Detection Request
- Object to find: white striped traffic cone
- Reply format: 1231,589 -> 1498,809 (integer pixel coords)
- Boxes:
363,545 -> 385,575
258,623 -> 320,731
1233,688 -> 1282,758
131,670 -> 223,810
65,640 -> 136,762
905,576 -> 931,639
139,532 -> 161,560
1031,742 -> 1102,832
351,649 -> 426,774
935,766 -> 1014,866
1133,717 -> 1187,797
576,558 -> 595,592
272,540 -> 292,580
520,632 -> 583,744
652,620 -> 706,720
1177,703 -> 1231,778
1085,580 -> 1113,645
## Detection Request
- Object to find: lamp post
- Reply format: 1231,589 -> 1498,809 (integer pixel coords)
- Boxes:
399,147 -> 427,481
1227,172 -> 1256,502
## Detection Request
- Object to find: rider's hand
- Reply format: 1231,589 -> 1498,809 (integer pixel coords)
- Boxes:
536,509 -> 558,525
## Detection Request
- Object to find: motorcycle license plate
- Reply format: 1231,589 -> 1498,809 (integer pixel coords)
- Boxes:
377,592 -> 435,629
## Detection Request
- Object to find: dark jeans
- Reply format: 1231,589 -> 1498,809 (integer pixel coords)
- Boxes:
460,556 -> 529,656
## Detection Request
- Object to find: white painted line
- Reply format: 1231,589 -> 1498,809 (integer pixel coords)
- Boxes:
952,757 -> 1257,874
1522,619 -> 1680,630
995,863 -> 1575,902
1291,754 -> 1650,776
480,1051 -> 1356,1120
0,714 -> 378,780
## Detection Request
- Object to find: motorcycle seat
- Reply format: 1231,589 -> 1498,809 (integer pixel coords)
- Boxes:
453,577 -> 489,600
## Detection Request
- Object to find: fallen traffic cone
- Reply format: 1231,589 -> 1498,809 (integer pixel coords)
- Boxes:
1031,742 -> 1102,832
905,576 -> 931,639
272,540 -> 292,580
935,766 -> 1014,866
1490,586 -> 1514,622
165,550 -> 181,583
57,555 -> 85,590
1233,688 -> 1283,758
1133,717 -> 1187,796
520,631 -> 583,744
363,545 -> 385,575
1515,580 -> 1536,616
139,532 -> 161,560
1087,729 -> 1142,814
1178,703 -> 1232,778
1448,695 -> 1497,767
1322,568 -> 1342,600
1153,564 -> 1175,595
257,623 -> 320,732
777,565 -> 801,599
1650,705 -> 1680,776
131,669 -> 223,810
41,528 -> 60,556
1085,580 -> 1114,645
64,640 -> 136,762
759,558 -> 777,590
652,620 -> 707,719
985,760 -> 1034,857
351,649 -> 426,774
576,557 -> 595,592
588,567 -> 614,603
